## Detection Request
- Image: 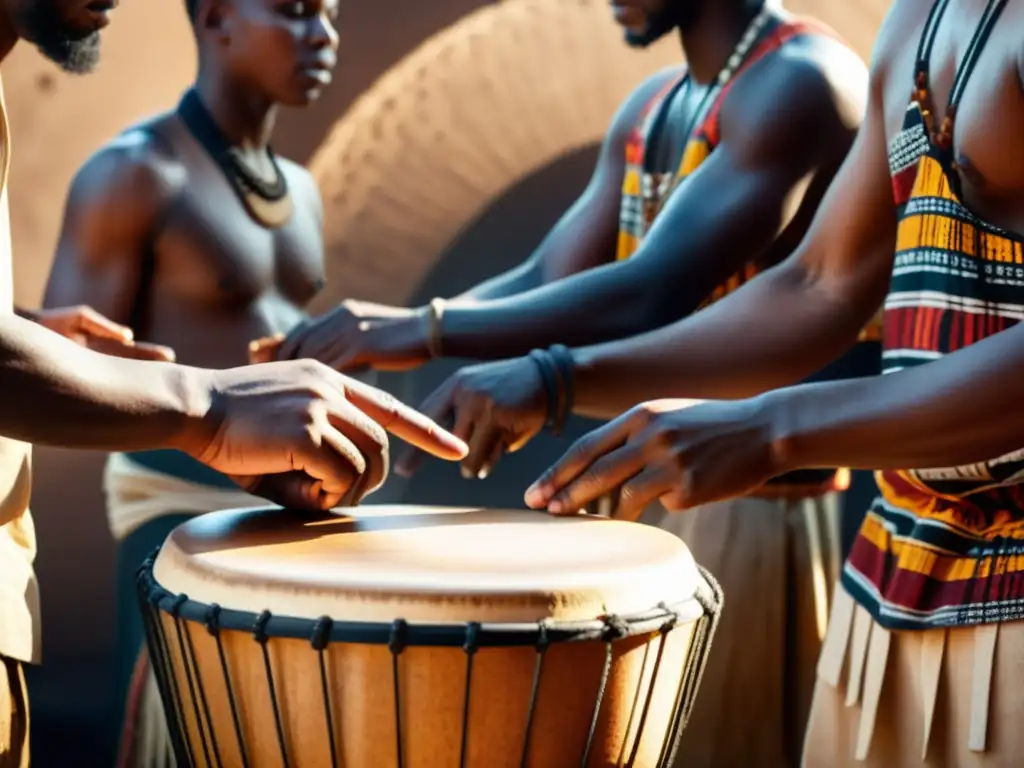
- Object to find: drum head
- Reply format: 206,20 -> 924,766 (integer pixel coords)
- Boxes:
152,505 -> 703,624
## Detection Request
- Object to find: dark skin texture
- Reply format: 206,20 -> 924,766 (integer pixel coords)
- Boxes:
516,0 -> 1024,519
44,0 -> 338,372
0,0 -> 467,513
391,0 -> 872,478
267,0 -> 866,370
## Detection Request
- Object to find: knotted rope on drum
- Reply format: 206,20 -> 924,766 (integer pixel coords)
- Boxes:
310,616 -> 340,768
136,547 -> 721,768
205,603 -> 251,768
389,618 -> 409,768
253,610 -> 290,767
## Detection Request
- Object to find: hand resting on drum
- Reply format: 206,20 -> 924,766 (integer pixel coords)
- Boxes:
524,397 -> 781,520
393,357 -> 549,480
182,360 -> 470,509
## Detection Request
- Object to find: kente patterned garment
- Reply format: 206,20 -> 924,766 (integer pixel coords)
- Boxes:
843,0 -> 1024,629
616,16 -> 882,335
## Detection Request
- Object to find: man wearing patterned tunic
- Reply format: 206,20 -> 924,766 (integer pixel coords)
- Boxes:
509,0 -> 1024,763
252,1 -> 879,765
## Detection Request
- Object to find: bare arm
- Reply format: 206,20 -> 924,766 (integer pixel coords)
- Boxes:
567,46 -> 896,418
451,69 -> 679,303
0,311 -> 206,450
43,133 -> 176,325
434,52 -> 862,359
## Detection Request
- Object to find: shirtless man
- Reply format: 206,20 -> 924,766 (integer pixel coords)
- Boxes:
0,5 -> 465,768
255,2 -> 874,765
40,0 -> 360,760
449,0 -> 1024,763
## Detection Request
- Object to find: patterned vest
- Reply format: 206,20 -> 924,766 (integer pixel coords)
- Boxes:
843,0 -> 1024,629
617,17 -> 882,330
617,18 -> 880,493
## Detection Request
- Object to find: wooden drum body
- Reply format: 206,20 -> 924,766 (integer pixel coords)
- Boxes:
136,506 -> 723,767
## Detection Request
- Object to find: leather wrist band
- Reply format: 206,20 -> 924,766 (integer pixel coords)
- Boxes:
548,344 -> 575,434
426,298 -> 446,358
528,350 -> 561,435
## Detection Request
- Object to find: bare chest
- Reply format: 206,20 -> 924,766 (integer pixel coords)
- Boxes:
882,7 -> 1024,233
152,169 -> 325,310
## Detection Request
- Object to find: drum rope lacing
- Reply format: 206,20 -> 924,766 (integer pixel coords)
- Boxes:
136,550 -> 724,768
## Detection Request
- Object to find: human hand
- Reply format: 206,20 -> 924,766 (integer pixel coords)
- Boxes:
179,359 -> 468,510
268,299 -> 431,372
393,356 -> 549,480
32,305 -> 176,361
524,396 -> 786,520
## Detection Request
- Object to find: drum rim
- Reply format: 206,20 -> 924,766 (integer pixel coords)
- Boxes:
137,547 -> 722,649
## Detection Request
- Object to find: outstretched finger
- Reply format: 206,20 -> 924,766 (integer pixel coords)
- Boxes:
74,306 -> 134,343
345,379 -> 468,461
524,418 -> 633,509
394,380 -> 457,478
545,443 -> 646,515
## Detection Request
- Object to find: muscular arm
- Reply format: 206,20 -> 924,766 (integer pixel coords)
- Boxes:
450,70 -> 679,303
42,134 -> 175,324
436,53 -> 862,358
0,312 -> 207,450
567,46 -> 896,419
768,322 -> 1024,471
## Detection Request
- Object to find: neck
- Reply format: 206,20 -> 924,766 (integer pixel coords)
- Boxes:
194,70 -> 277,150
677,0 -> 773,85
0,13 -> 18,66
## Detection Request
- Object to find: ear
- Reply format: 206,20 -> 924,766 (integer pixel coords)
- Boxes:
198,0 -> 233,44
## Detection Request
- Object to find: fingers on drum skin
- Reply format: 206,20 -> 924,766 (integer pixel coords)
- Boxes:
546,444 -> 647,515
240,471 -> 356,510
461,424 -> 504,480
476,438 -> 506,480
525,424 -> 630,509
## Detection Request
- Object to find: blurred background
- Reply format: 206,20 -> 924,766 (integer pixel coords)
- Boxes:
4,0 -> 888,764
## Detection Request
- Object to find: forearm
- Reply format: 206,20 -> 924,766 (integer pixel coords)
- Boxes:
0,313 -> 210,451
568,261 -> 867,419
773,323 -> 1024,472
451,259 -> 543,303
441,260 -> 688,360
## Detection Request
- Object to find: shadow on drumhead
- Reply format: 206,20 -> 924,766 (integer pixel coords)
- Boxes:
165,504 -> 605,557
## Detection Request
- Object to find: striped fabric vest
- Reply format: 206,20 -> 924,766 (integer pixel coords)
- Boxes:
843,0 -> 1024,629
616,17 -> 884,321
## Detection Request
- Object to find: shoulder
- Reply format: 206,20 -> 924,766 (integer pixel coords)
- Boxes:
712,26 -> 871,167
68,114 -> 185,217
607,65 -> 685,144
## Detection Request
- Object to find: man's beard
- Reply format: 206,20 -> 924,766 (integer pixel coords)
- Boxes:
624,3 -> 698,49
14,2 -> 101,74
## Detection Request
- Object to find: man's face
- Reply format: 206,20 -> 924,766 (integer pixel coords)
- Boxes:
216,0 -> 340,107
611,0 -> 697,48
9,0 -> 114,73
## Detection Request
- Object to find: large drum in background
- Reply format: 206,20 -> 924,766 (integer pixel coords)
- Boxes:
136,506 -> 723,767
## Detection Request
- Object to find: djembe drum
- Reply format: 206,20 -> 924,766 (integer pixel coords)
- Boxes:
136,505 -> 722,767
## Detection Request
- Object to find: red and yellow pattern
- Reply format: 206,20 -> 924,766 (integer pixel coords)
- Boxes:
843,89 -> 1024,630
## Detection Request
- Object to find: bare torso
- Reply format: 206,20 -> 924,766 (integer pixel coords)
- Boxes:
45,110 -> 326,369
879,0 -> 1024,233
